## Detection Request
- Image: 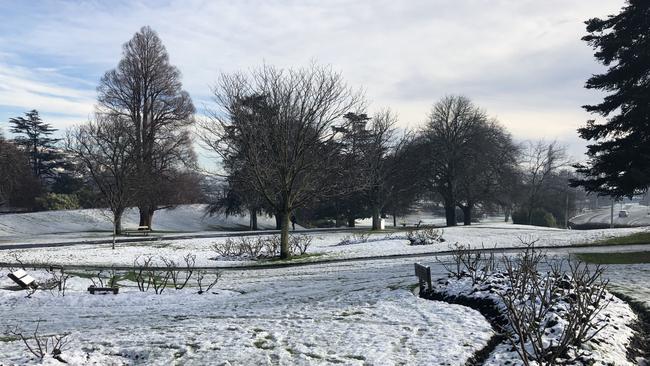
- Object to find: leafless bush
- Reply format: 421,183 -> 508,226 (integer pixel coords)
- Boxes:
263,235 -> 281,257
196,270 -> 222,295
42,266 -> 70,297
5,320 -> 70,363
498,245 -> 610,365
133,256 -> 154,292
338,232 -> 371,245
290,235 -> 312,255
212,238 -> 242,257
7,252 -> 26,270
407,228 -> 444,245
90,269 -> 119,289
437,243 -> 497,283
162,253 -> 196,290
241,237 -> 265,258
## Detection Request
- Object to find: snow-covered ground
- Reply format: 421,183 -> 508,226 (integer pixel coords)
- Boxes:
0,205 -> 279,241
0,258 -> 493,365
1,224 -> 647,268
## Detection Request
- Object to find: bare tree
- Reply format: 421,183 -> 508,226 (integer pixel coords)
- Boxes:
202,64 -> 363,258
363,110 -> 399,230
520,140 -> 568,225
421,95 -> 490,226
97,26 -> 196,230
66,114 -> 136,242
455,119 -> 520,225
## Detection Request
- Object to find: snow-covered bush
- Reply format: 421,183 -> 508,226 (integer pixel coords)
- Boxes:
431,244 -> 630,365
406,228 -> 444,245
338,233 -> 371,246
290,235 -> 312,255
212,235 -> 311,259
438,243 -> 496,284
5,320 -> 70,363
42,266 -> 71,297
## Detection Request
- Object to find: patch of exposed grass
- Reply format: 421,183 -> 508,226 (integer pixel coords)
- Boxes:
575,251 -> 650,264
264,252 -> 326,264
593,231 -> 650,246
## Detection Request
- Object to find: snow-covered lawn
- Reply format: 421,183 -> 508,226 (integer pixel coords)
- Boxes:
0,258 -> 493,365
1,224 -> 648,268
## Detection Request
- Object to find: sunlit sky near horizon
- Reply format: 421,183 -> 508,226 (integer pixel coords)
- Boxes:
0,0 -> 625,164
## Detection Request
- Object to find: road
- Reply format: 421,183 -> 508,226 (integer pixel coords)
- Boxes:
571,203 -> 650,227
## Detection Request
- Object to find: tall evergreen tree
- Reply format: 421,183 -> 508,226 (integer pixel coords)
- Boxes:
8,110 -> 61,179
572,1 -> 650,197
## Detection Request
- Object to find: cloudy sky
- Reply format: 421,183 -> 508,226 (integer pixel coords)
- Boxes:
0,0 -> 624,162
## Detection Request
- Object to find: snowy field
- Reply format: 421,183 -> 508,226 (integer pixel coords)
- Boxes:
0,223 -> 647,268
0,258 -> 493,365
0,205 -> 279,242
0,255 -> 648,365
1,207 -> 649,364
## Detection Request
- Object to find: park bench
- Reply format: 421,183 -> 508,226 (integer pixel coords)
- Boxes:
87,285 -> 119,295
123,226 -> 151,236
414,263 -> 432,294
401,220 -> 423,228
7,269 -> 38,289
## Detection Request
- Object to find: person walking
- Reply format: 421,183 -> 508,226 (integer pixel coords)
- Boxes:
290,215 -> 297,231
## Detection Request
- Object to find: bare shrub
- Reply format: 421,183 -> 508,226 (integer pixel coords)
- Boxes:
90,269 -> 119,289
196,270 -> 222,295
5,320 -> 70,363
498,245 -> 611,365
42,266 -> 71,297
407,228 -> 444,245
212,238 -> 241,258
437,243 -> 496,283
263,235 -> 281,257
290,235 -> 312,255
162,253 -> 196,290
338,232 -> 371,245
133,256 -> 153,292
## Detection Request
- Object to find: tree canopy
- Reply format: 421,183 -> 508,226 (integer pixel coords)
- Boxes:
572,1 -> 650,197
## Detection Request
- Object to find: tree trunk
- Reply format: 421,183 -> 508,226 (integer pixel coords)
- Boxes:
113,209 -> 123,250
347,216 -> 355,227
113,210 -> 123,235
461,205 -> 472,226
371,206 -> 381,231
444,203 -> 457,226
249,208 -> 258,230
280,210 -> 291,259
504,206 -> 511,222
393,212 -> 397,227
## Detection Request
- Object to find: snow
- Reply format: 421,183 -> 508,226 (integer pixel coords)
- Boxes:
1,224 -> 647,269
431,268 -> 638,365
0,204 -> 278,240
0,258 -> 493,365
0,207 -> 648,364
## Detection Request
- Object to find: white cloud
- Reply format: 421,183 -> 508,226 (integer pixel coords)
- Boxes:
0,0 -> 626,160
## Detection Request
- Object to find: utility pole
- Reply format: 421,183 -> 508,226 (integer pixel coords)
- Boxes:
564,170 -> 570,229
610,198 -> 614,228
